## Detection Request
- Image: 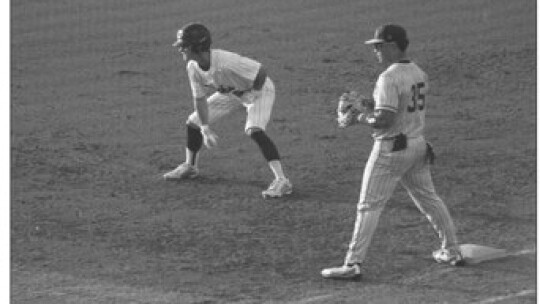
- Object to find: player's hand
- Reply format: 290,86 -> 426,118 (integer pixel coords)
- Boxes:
357,112 -> 369,124
360,97 -> 375,112
200,125 -> 218,149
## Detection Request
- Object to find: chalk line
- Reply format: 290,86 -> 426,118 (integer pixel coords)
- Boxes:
471,289 -> 536,304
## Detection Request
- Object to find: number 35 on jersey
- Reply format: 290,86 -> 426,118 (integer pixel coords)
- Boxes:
408,82 -> 426,112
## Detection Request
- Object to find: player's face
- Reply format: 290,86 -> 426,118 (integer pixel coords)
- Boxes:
178,45 -> 192,61
373,42 -> 390,63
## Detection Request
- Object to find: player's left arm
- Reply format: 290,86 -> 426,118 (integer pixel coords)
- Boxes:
359,74 -> 397,128
194,96 -> 219,148
358,109 -> 396,129
228,55 -> 266,96
251,65 -> 267,91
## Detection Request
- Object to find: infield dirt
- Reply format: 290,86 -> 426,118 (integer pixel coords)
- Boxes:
11,0 -> 536,303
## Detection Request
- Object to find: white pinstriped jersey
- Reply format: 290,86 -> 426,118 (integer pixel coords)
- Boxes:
372,61 -> 429,140
186,49 -> 261,99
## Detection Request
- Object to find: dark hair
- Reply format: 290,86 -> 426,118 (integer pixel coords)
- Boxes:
396,39 -> 409,52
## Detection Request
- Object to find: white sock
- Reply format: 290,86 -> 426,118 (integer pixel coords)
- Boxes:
185,148 -> 199,168
268,160 -> 286,180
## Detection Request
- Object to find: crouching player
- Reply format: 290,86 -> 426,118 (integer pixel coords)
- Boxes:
164,22 -> 292,199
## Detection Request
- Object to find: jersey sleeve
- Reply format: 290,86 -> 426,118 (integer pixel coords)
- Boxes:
373,74 -> 399,112
186,60 -> 208,99
423,74 -> 430,95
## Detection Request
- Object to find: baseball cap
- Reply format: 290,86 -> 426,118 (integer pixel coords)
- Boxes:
172,23 -> 211,48
365,24 -> 408,45
172,29 -> 188,48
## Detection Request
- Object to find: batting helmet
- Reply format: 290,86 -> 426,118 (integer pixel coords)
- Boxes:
172,23 -> 212,53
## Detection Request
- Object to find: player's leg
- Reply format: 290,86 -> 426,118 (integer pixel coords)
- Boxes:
185,93 -> 241,167
345,145 -> 401,265
185,123 -> 202,168
247,127 -> 285,179
322,141 -> 401,279
243,79 -> 291,198
163,93 -> 241,180
400,140 -> 463,265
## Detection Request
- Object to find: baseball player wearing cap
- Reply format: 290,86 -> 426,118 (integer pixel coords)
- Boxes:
321,24 -> 464,280
164,22 -> 292,198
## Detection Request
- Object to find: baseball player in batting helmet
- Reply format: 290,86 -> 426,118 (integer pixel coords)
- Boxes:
322,24 -> 464,280
164,22 -> 293,198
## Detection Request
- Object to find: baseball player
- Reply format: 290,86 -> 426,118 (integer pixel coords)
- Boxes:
322,24 -> 464,280
163,22 -> 292,198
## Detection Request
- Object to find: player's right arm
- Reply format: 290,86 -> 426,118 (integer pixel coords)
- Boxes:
194,96 -> 209,125
194,96 -> 218,148
186,61 -> 218,148
186,61 -> 210,124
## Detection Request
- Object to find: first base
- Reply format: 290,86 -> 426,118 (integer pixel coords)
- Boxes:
459,244 -> 508,264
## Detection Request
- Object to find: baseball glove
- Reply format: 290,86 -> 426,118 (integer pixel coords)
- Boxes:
336,91 -> 373,128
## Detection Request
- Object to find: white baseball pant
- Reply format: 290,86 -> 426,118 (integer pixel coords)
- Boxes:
187,78 -> 276,132
344,136 -> 459,265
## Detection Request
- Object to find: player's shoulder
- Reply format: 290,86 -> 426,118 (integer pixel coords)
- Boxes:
383,61 -> 426,81
386,61 -> 417,73
212,49 -> 243,65
211,48 -> 229,55
212,48 -> 242,60
378,67 -> 397,85
214,48 -> 260,68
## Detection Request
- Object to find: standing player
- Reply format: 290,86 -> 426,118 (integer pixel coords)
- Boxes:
322,24 -> 464,280
163,22 -> 292,198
